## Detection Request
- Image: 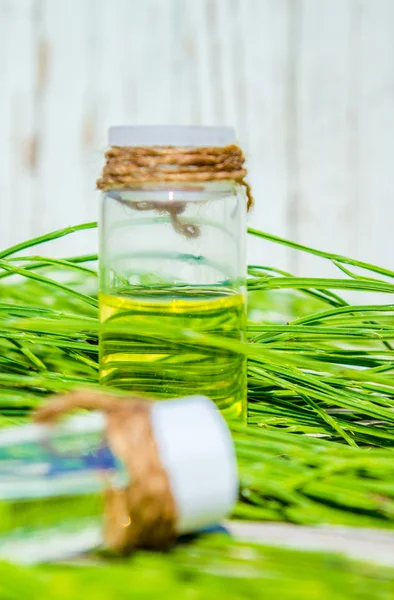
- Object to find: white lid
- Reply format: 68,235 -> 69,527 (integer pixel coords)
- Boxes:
108,125 -> 235,147
151,396 -> 238,534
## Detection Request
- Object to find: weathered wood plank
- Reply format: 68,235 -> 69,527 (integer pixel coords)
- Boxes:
239,0 -> 291,269
32,0 -> 96,256
293,0 -> 355,278
0,0 -> 35,249
354,0 -> 394,271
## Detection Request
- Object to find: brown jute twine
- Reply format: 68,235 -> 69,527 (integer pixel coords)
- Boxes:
96,144 -> 253,238
34,390 -> 178,554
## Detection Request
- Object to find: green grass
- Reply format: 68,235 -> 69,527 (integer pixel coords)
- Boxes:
2,221 -> 394,593
1,535 -> 394,600
1,222 -> 394,526
2,259 -> 394,447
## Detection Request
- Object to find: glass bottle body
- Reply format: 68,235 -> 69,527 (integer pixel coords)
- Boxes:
0,414 -> 125,564
99,182 -> 247,420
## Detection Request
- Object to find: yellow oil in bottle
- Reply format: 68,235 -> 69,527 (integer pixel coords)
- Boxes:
99,288 -> 246,420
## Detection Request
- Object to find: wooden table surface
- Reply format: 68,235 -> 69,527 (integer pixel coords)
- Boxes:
227,521 -> 394,566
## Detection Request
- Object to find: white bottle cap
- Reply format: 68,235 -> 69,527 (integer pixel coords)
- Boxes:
108,125 -> 235,148
151,395 -> 238,534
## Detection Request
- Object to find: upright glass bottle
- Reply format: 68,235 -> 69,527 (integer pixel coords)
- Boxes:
99,126 -> 247,420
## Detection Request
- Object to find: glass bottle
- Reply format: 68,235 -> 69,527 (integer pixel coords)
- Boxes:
0,395 -> 237,564
99,126 -> 247,420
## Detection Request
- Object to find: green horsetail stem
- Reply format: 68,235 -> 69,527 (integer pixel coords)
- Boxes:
0,222 -> 394,528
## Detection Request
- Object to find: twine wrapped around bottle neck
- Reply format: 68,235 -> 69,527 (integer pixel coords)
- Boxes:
34,391 -> 178,554
96,144 -> 253,211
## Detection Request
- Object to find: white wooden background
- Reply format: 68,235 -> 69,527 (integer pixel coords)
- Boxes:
1,0 -> 394,277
